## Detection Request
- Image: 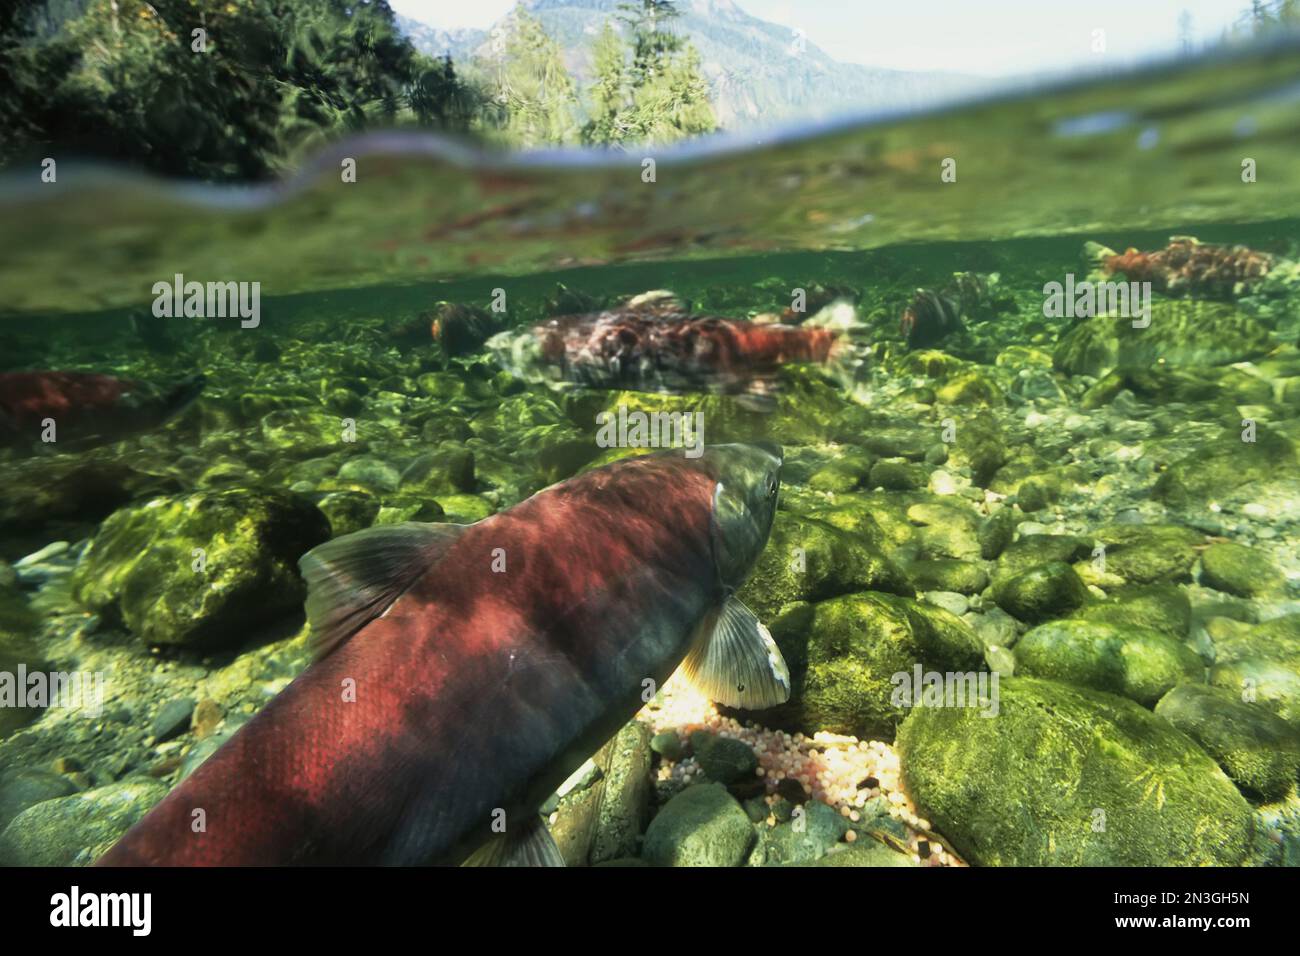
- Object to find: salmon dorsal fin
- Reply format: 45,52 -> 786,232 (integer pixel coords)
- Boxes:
299,522 -> 467,658
681,596 -> 791,709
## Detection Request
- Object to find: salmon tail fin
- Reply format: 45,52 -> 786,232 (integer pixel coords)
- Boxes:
299,522 -> 467,658
680,596 -> 791,710
162,373 -> 206,420
463,814 -> 564,867
803,298 -> 870,395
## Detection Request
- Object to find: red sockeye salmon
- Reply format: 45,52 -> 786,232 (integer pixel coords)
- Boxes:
487,292 -> 865,408
0,370 -> 205,454
97,443 -> 788,866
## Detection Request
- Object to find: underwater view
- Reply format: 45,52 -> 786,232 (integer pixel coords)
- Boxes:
2,0 -> 1300,911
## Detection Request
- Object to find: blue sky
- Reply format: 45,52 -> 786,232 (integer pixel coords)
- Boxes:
388,0 -> 1253,76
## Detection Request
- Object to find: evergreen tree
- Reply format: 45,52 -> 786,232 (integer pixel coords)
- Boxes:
582,0 -> 715,147
484,3 -> 579,148
0,0 -> 476,180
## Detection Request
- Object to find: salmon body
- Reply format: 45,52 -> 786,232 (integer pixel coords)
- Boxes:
0,370 -> 204,453
98,444 -> 787,866
488,299 -> 851,404
1096,237 -> 1273,298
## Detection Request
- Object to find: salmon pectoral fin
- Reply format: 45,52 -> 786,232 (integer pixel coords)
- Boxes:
680,596 -> 791,710
299,521 -> 469,658
462,813 -> 564,867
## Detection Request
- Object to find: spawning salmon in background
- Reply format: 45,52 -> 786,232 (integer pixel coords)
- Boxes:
0,371 -> 205,454
97,444 -> 788,866
486,291 -> 868,408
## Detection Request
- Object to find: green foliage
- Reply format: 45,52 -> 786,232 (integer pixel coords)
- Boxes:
0,0 -> 476,180
0,0 -> 718,178
477,4 -> 579,148
582,0 -> 716,147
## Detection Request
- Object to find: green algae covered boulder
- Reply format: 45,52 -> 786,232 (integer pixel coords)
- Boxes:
907,558 -> 989,595
0,584 -> 47,739
934,370 -> 1005,406
1154,684 -> 1300,801
991,561 -> 1089,623
1015,619 -> 1202,706
897,677 -> 1257,866
1210,657 -> 1300,731
1155,423 -> 1300,511
72,489 -> 331,649
752,591 -> 985,741
1053,302 -> 1276,378
737,512 -> 912,620
1070,584 -> 1191,639
1199,542 -> 1285,598
0,778 -> 168,866
1090,523 -> 1204,585
642,784 -> 756,867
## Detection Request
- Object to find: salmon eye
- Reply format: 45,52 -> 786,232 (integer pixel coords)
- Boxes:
766,474 -> 778,498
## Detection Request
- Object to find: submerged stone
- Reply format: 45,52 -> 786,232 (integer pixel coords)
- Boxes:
1015,619 -> 1202,706
897,677 -> 1257,865
1155,684 -> 1300,801
71,489 -> 330,649
991,561 -> 1089,623
641,784 -> 755,867
751,591 -> 985,741
737,512 -> 911,620
1199,542 -> 1285,598
0,778 -> 168,866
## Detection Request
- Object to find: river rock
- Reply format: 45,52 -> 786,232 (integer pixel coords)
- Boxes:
897,677 -> 1257,865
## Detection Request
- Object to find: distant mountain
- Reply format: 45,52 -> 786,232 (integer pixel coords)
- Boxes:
394,14 -> 486,62
398,0 -> 990,130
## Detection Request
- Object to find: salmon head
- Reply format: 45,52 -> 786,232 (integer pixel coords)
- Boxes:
698,442 -> 782,590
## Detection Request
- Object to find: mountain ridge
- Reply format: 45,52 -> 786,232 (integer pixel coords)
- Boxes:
396,0 -> 988,129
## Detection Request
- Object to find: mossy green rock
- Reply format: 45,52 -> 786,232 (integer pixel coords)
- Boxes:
803,842 -> 917,867
935,371 -> 1004,406
0,769 -> 78,832
737,512 -> 911,620
261,407 -> 357,457
907,559 -> 989,595
72,489 -> 331,649
0,585 -> 47,739
1154,684 -> 1300,801
641,784 -> 756,867
1072,584 -> 1191,639
433,493 -> 496,523
1209,657 -> 1300,730
313,490 -> 380,537
946,414 -> 1006,487
753,591 -> 985,741
1091,523 -> 1203,584
690,732 -> 758,786
1016,619 -> 1202,706
762,801 -> 849,864
977,508 -> 1016,559
1053,302 -> 1275,378
1200,542 -> 1285,598
0,778 -> 168,866
996,534 -> 1092,577
897,677 -> 1256,865
868,459 -> 927,491
992,561 -> 1089,624
1155,424 -> 1300,510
